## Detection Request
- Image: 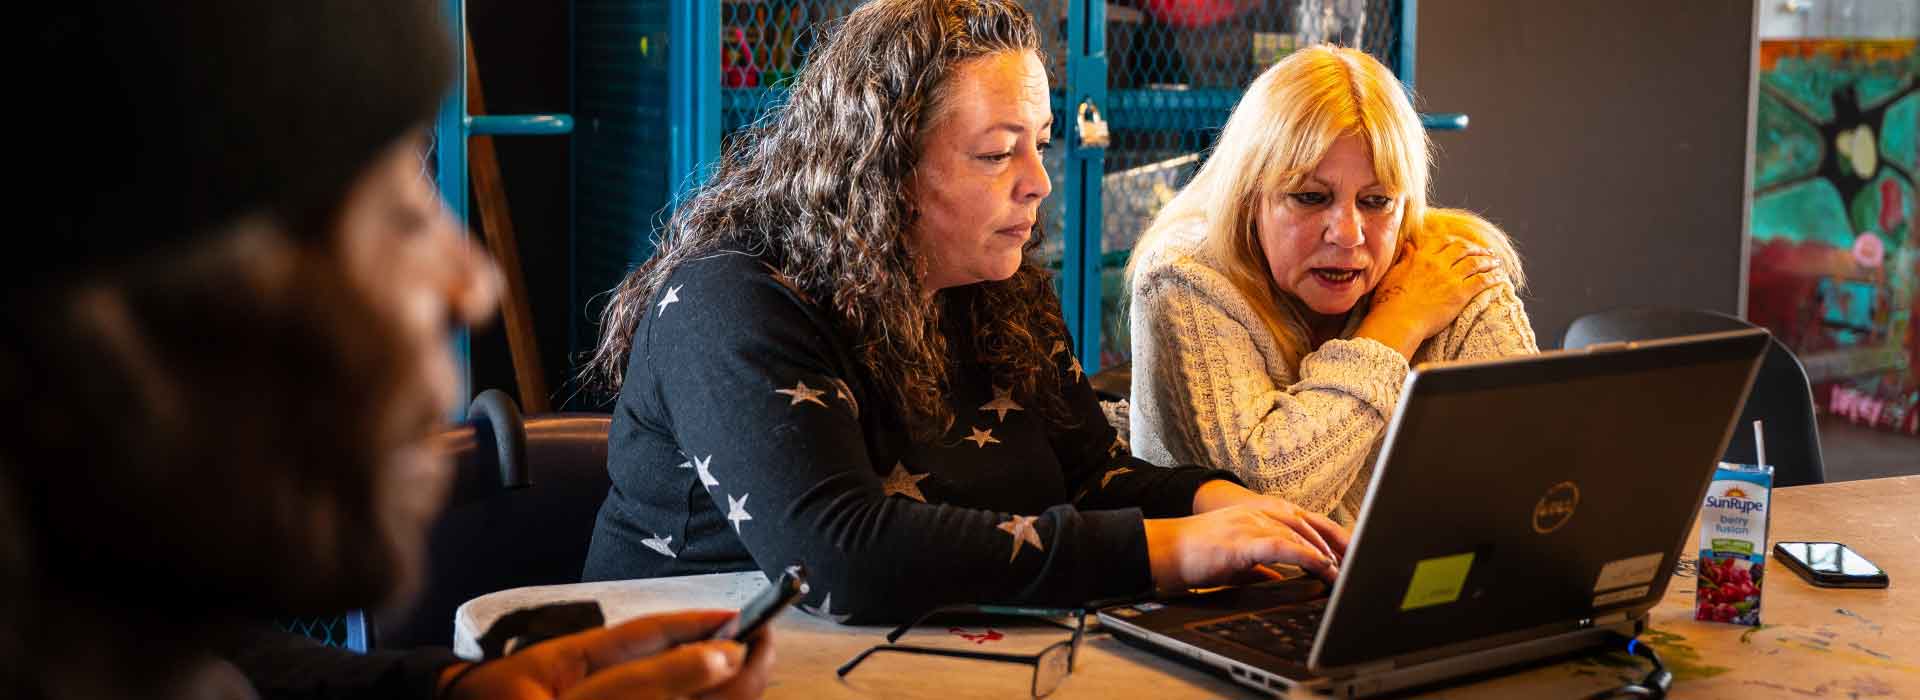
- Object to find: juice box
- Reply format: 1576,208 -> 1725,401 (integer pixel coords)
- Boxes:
1695,462 -> 1772,625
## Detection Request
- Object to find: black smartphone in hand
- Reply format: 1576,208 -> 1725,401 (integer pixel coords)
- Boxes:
1772,542 -> 1889,588
713,563 -> 808,642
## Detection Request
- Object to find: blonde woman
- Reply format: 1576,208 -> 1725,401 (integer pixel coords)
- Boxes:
1127,45 -> 1538,524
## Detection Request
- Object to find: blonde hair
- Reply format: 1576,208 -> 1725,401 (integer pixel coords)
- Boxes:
1128,44 -> 1523,368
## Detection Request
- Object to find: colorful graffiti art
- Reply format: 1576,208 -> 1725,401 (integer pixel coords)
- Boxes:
1749,39 -> 1919,436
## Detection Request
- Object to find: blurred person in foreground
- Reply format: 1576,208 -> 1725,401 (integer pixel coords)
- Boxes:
4,2 -> 770,698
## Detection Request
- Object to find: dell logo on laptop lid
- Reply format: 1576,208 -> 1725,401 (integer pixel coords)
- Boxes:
1533,481 -> 1581,534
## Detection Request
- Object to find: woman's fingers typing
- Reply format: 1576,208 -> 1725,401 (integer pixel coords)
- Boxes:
1304,510 -> 1351,555
1246,503 -> 1336,563
1244,533 -> 1340,581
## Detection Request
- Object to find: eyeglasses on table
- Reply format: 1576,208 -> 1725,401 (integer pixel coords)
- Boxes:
837,604 -> 1090,698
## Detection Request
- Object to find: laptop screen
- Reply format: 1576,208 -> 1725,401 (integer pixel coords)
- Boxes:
1311,330 -> 1768,671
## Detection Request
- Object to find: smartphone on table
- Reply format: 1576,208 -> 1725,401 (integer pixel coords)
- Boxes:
712,563 -> 809,644
1772,542 -> 1889,588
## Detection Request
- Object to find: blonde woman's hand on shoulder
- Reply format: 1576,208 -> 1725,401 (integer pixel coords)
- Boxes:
1357,237 -> 1505,359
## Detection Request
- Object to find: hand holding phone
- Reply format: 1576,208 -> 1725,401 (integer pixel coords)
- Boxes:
1772,542 -> 1889,588
713,563 -> 809,643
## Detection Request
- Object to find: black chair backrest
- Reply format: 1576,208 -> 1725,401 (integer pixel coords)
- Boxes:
377,391 -> 612,648
1563,308 -> 1826,487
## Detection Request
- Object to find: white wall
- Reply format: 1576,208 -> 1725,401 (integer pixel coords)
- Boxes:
1758,0 -> 1920,39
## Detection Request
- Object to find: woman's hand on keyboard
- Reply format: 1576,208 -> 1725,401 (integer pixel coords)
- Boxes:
1146,483 -> 1350,589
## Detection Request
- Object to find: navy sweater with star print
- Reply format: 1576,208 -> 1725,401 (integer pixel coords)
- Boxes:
582,251 -> 1237,623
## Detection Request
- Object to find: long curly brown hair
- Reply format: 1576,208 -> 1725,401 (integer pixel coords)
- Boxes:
583,0 -> 1072,439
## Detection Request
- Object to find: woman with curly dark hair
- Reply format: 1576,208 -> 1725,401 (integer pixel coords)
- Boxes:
582,0 -> 1348,623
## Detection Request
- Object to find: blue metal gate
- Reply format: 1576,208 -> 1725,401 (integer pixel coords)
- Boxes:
668,0 -> 1453,372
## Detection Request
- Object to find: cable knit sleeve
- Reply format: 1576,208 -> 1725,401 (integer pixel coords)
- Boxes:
1424,280 -> 1540,362
1129,258 -> 1409,515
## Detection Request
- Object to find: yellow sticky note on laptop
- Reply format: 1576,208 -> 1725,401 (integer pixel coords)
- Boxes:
1401,553 -> 1475,611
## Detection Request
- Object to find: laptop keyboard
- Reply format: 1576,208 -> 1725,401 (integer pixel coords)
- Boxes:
1190,599 -> 1327,662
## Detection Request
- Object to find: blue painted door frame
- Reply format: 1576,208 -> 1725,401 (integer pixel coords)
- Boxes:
667,1 -> 721,205
437,0 -> 472,415
1063,0 -> 1107,373
435,0 -> 575,419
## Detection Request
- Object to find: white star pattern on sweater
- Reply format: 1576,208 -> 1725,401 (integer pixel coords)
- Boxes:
881,462 -> 930,502
693,454 -> 718,489
640,533 -> 676,558
1101,466 -> 1133,488
996,515 -> 1044,562
800,592 -> 851,623
726,493 -> 753,533
657,284 -> 683,314
775,380 -> 829,408
963,426 -> 1000,448
980,386 -> 1024,422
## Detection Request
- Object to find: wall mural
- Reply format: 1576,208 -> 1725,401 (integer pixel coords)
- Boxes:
1749,39 -> 1918,436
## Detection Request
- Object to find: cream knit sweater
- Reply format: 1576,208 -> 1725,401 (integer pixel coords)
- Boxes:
1128,222 -> 1539,523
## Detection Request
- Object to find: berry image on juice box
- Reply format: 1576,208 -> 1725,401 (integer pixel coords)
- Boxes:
1696,462 -> 1772,625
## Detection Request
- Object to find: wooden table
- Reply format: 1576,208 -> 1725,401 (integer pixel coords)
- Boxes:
455,476 -> 1920,698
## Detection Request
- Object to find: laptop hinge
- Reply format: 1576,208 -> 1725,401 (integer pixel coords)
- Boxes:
1593,612 -> 1631,627
1345,660 -> 1395,678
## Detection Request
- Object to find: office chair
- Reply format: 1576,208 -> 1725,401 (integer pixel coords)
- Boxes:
375,390 -> 613,648
1563,308 -> 1826,487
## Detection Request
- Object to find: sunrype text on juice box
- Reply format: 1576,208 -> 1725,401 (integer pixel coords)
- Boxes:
1696,462 -> 1772,625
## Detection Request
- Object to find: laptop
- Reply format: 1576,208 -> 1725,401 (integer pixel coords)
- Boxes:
1100,328 -> 1770,697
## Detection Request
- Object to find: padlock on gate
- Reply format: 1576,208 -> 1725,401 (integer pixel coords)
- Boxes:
1077,100 -> 1110,150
